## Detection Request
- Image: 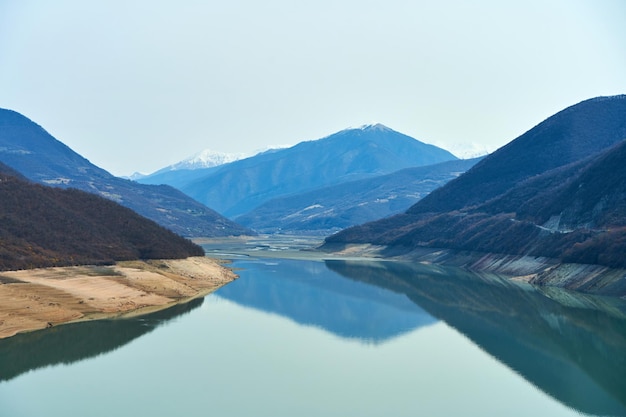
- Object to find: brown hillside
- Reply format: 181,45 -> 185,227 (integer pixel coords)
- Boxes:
0,166 -> 204,271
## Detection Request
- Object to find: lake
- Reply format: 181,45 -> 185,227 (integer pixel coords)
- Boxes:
1,238 -> 625,416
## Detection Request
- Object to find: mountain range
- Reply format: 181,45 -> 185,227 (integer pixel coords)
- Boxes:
0,109 -> 250,237
325,95 -> 626,276
139,123 -> 461,231
236,157 -> 481,234
0,162 -> 203,271
5,93 -> 625,286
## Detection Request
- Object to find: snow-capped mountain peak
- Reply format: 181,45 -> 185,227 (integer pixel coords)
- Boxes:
357,123 -> 389,131
169,149 -> 247,171
343,122 -> 391,132
441,142 -> 491,159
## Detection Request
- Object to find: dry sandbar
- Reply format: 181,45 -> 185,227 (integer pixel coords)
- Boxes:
0,256 -> 237,339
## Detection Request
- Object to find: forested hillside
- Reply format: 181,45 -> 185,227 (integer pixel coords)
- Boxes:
0,163 -> 204,271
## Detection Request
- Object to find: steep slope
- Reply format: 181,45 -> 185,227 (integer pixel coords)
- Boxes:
0,109 -> 250,237
326,95 -> 626,272
481,140 -> 626,230
176,124 -> 457,218
0,166 -> 204,271
237,157 -> 481,234
381,142 -> 626,268
408,95 -> 626,215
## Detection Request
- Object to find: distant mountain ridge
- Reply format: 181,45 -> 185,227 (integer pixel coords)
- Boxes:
0,109 -> 251,237
144,123 -> 458,219
237,157 -> 481,234
325,95 -> 626,282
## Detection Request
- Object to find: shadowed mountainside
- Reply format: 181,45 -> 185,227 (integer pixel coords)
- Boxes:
0,109 -> 250,237
408,95 -> 626,215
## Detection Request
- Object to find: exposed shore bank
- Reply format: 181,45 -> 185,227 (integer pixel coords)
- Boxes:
321,243 -> 626,299
0,256 -> 237,339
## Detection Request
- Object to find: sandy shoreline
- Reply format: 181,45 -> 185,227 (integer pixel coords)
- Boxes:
0,256 -> 237,339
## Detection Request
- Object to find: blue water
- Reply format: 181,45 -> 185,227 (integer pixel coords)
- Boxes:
1,254 -> 625,416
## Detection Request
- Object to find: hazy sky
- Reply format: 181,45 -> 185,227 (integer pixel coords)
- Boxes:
1,1 -> 625,176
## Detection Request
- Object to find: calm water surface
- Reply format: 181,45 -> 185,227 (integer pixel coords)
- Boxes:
1,240 -> 625,416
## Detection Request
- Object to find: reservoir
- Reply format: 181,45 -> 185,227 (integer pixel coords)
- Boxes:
1,239 -> 625,416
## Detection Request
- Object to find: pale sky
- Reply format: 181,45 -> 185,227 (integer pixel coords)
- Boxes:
1,0 -> 625,176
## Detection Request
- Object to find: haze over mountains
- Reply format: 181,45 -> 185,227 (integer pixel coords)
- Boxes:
236,157 -> 481,234
0,107 -> 477,240
3,93 -> 625,292
326,95 -> 626,276
140,124 -> 465,233
0,109 -> 250,238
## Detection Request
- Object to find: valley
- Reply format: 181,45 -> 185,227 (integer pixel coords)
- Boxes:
3,95 -> 626,300
2,93 -> 626,415
2,4 -> 624,416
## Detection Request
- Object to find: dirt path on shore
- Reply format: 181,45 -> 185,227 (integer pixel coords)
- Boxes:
0,257 -> 236,339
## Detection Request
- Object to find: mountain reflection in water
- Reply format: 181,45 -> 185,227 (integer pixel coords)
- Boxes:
216,258 -> 436,343
326,259 -> 626,417
0,298 -> 204,382
1,252 -> 625,417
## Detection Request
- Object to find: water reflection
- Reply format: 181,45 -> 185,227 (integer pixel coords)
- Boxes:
0,298 -> 204,382
217,258 -> 436,343
2,253 -> 626,417
326,259 -> 626,417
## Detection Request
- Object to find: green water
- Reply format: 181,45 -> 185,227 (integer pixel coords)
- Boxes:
0,253 -> 625,416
